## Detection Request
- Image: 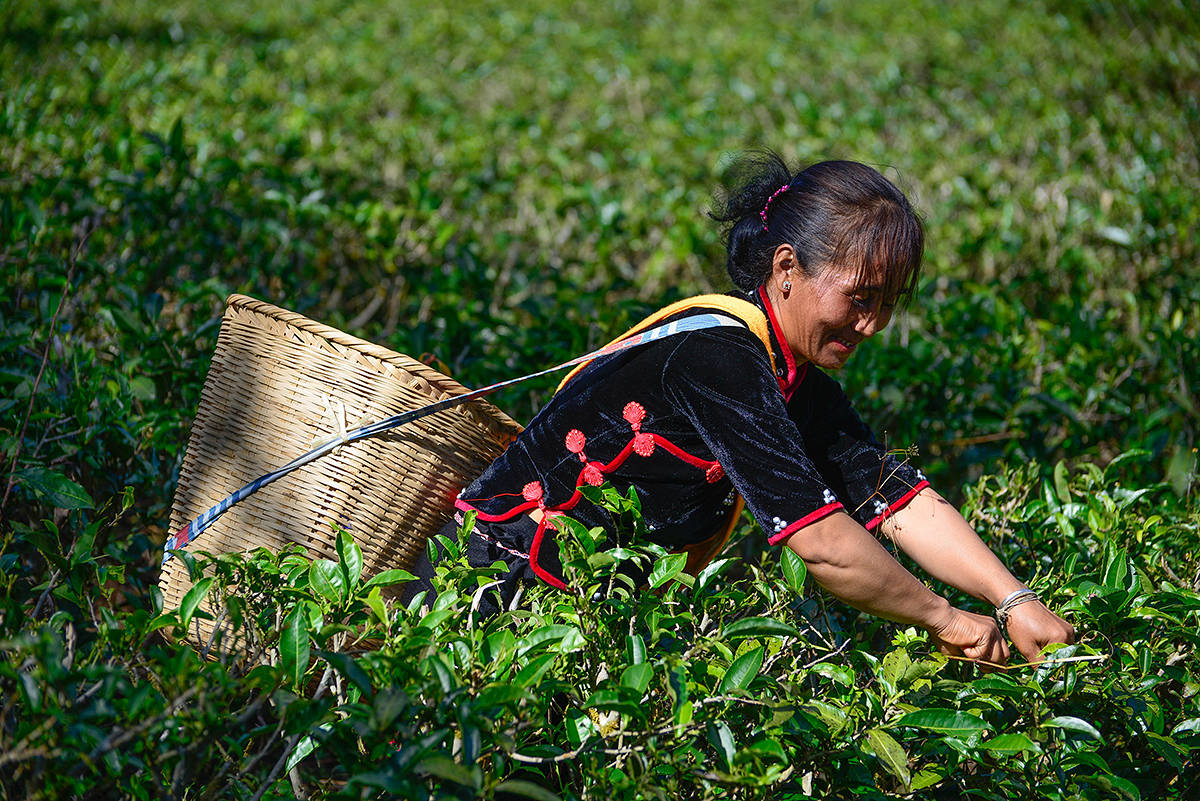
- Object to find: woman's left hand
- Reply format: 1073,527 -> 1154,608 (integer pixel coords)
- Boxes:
1004,601 -> 1076,663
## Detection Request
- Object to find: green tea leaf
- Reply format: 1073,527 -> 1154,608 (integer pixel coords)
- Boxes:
1043,715 -> 1103,741
648,552 -> 687,589
620,663 -> 653,696
514,653 -> 559,688
718,645 -> 764,693
981,733 -> 1041,755
16,467 -> 93,509
865,728 -> 910,788
706,721 -> 736,770
781,546 -> 807,593
309,559 -> 345,604
492,780 -> 562,801
723,616 -> 799,640
416,756 -> 479,788
279,605 -> 310,689
336,528 -> 364,590
893,708 -> 989,735
178,577 -> 214,630
475,683 -> 526,708
362,568 -> 416,589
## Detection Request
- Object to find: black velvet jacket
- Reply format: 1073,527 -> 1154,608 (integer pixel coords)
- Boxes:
410,288 -> 929,607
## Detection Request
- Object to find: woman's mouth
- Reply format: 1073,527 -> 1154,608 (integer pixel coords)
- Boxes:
832,336 -> 857,353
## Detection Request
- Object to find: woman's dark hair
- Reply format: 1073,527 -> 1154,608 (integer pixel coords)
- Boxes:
710,151 -> 925,303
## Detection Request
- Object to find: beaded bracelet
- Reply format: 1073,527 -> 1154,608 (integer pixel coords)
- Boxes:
995,588 -> 1040,638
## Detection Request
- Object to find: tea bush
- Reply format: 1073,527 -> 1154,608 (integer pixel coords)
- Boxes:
2,468 -> 1198,799
2,0 -> 1198,797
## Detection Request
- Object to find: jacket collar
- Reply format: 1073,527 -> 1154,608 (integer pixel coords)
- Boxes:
750,286 -> 808,401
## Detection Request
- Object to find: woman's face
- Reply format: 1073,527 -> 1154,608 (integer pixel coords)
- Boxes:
768,246 -> 896,369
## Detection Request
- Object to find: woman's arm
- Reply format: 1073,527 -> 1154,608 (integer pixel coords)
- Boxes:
784,511 -> 1010,665
880,486 -> 1076,660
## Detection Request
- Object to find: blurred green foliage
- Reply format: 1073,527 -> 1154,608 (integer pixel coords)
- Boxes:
1,0 -> 1198,797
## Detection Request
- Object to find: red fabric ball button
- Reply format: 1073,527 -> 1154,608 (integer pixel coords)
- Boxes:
705,463 -> 725,483
633,432 -> 655,457
522,481 -> 544,502
622,401 -> 646,430
582,463 -> 604,486
565,429 -> 587,454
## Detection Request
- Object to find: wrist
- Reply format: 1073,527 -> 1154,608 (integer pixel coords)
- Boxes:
918,593 -> 955,632
985,579 -> 1032,608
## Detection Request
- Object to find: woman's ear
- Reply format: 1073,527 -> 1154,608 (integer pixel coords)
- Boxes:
771,244 -> 797,292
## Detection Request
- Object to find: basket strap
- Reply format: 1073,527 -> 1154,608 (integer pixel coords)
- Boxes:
162,311 -> 754,564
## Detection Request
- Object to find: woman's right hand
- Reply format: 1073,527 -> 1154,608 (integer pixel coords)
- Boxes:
925,606 -> 1010,667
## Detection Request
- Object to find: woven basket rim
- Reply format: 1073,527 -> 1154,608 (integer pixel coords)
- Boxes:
224,293 -> 524,434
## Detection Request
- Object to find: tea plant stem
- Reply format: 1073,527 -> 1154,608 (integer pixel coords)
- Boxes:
942,653 -> 1108,670
0,221 -> 90,522
249,732 -> 303,801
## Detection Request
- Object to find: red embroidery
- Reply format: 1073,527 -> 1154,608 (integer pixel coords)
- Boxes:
456,401 -> 730,589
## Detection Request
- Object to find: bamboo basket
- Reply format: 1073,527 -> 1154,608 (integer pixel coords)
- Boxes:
160,294 -> 523,650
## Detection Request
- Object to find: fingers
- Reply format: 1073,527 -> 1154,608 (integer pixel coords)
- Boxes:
1006,603 -> 1077,662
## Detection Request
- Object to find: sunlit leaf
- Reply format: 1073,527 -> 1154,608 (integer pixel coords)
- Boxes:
718,645 -> 764,693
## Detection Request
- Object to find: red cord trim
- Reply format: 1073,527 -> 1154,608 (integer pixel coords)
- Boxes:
865,480 -> 930,531
457,406 -> 727,586
767,502 -> 845,545
528,517 -> 568,590
652,434 -> 718,470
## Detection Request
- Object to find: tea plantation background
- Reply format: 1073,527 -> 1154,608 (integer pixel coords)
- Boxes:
2,0 -> 1198,798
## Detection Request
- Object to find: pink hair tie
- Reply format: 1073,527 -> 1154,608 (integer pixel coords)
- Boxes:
760,183 -> 790,231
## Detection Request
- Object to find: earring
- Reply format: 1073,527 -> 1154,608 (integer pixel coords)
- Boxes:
781,280 -> 792,292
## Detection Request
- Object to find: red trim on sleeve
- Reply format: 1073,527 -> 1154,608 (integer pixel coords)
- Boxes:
865,480 -> 931,531
767,502 -> 844,545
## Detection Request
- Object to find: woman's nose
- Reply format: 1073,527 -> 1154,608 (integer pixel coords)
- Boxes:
855,301 -> 892,338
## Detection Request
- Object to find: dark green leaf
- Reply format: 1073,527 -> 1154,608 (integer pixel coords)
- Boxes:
492,780 -> 562,801
723,616 -> 799,640
16,467 -> 93,509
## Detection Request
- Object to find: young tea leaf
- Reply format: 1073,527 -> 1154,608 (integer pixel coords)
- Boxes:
336,528 -> 364,590
781,546 -> 807,593
648,552 -> 687,589
178,577 -> 214,630
718,645 -> 764,693
279,605 -> 310,689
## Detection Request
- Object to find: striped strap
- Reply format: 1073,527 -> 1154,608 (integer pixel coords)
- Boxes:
162,312 -> 750,564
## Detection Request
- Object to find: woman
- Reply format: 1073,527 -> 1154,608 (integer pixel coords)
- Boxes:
406,152 -> 1075,665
